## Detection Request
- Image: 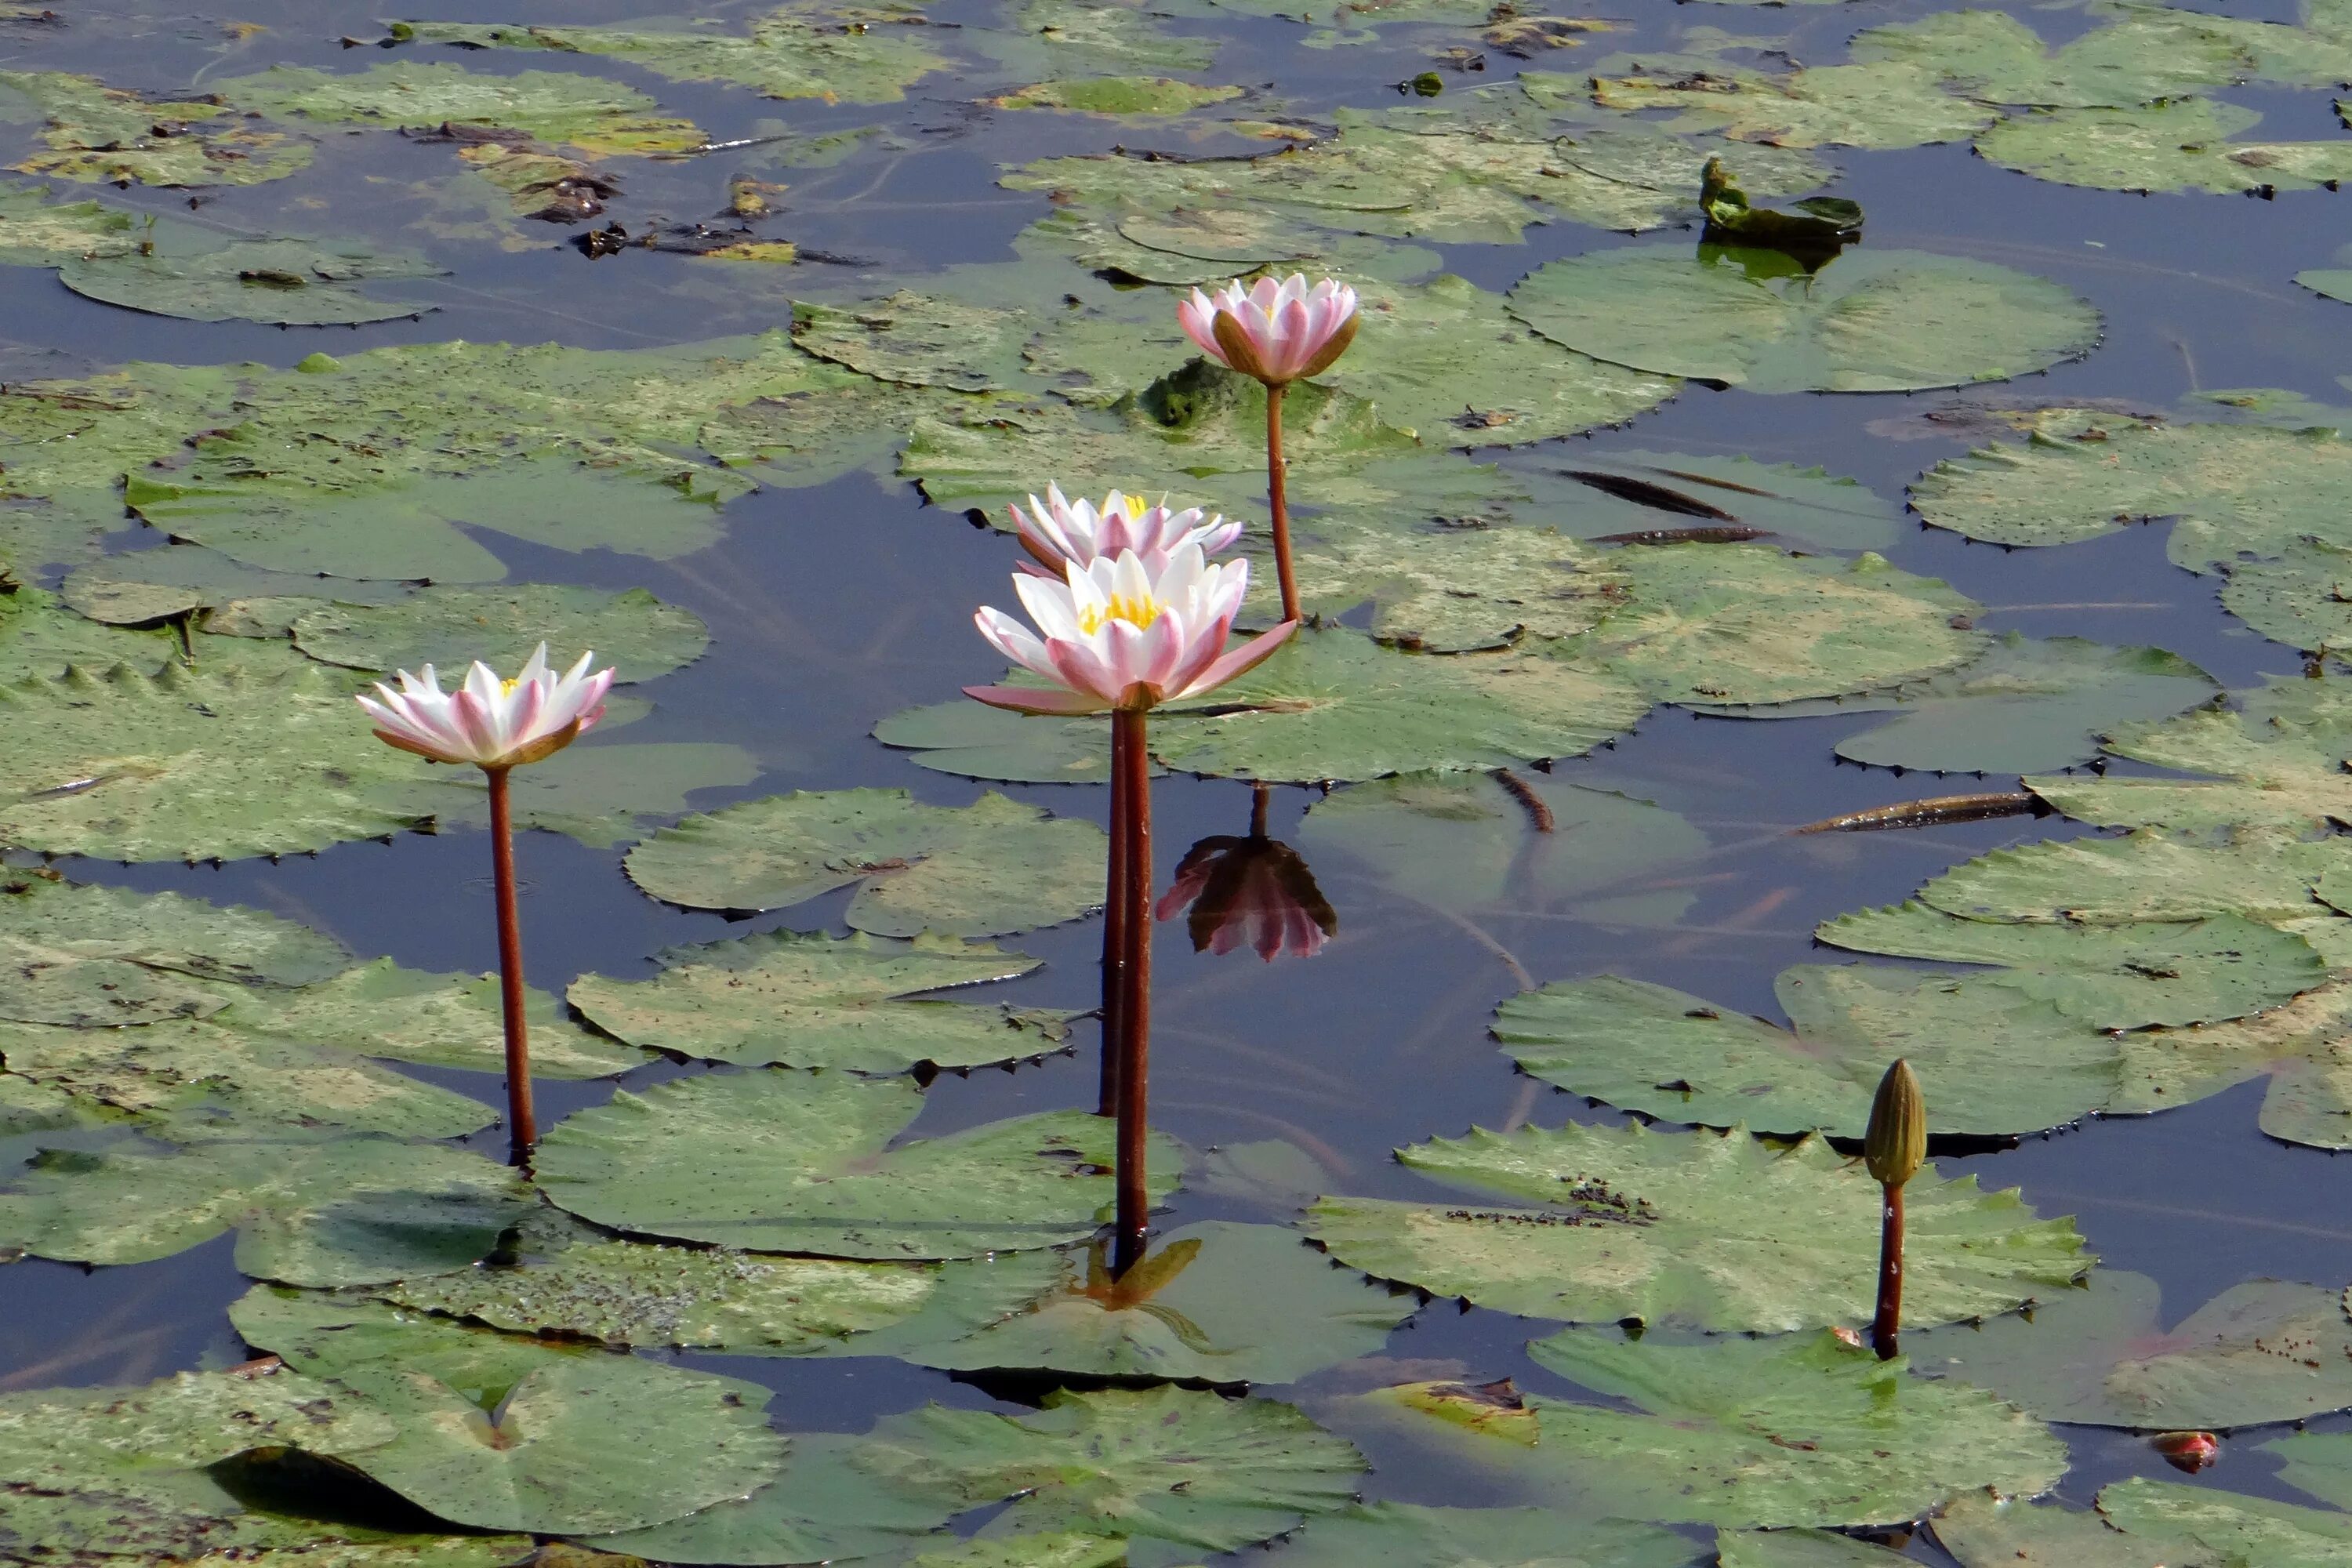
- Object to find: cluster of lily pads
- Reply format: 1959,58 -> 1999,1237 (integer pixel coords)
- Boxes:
9,0 -> 2352,1563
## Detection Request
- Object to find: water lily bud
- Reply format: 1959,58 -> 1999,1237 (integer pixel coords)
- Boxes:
2152,1431 -> 2220,1472
1864,1058 -> 1926,1189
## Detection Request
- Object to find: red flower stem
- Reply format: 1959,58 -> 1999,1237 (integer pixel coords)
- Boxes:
1249,780 -> 1272,839
1266,383 -> 1299,623
1112,707 -> 1153,1267
485,765 -> 536,1167
1872,1181 -> 1904,1360
1098,731 -> 1130,1120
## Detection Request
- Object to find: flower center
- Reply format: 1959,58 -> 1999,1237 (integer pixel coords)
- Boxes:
1076,593 -> 1163,637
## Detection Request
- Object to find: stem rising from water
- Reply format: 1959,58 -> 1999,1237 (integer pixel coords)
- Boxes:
1111,708 -> 1154,1271
1872,1181 -> 1904,1359
485,766 -> 536,1166
1266,383 -> 1298,622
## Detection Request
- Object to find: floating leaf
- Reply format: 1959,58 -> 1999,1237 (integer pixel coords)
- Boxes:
1538,449 -> 1903,552
2097,1475 -> 2352,1563
1847,11 -> 2253,107
0,582 -> 179,681
2109,976 -> 2352,1149
906,1221 -> 1413,1382
0,1136 -> 531,1283
1911,1271 -> 2352,1428
2222,537 -> 2352,652
1816,903 -> 2322,1028
1357,1331 -> 2065,1528
1977,97 -> 2352,192
0,876 -> 348,1028
289,584 -> 707,681
1915,826 -> 2352,926
1930,1491 -> 2169,1568
0,660 -> 434,862
1717,1531 -> 1910,1567
59,238 -> 440,328
539,1069 -> 1182,1258
793,291 -> 1040,392
1551,547 -> 1987,706
1304,1121 -> 2086,1331
853,1386 -> 1366,1555
0,70 -> 312,187
586,1432 -> 960,1566
2024,685 -> 2352,833
568,929 -> 1076,1074
405,738 -> 764,851
0,180 -> 138,265
1495,967 -> 2118,1135
990,76 -> 1243,114
1280,523 -> 1629,652
1509,245 -> 2098,392
910,1537 -> 1129,1568
59,546 -> 410,632
623,788 -> 1105,937
974,0 -> 1219,74
1266,1504 -> 1709,1567
217,60 -> 704,154
1588,58 -> 1998,150
1298,770 -> 1708,921
873,702 -> 1137,786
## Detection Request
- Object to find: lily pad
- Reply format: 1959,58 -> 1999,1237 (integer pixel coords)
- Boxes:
568,929 -> 1076,1075
1977,97 -> 2352,193
2024,688 -> 2352,833
793,291 -> 1040,392
1279,523 -> 1629,652
0,875 -> 348,1028
1588,58 -> 1998,150
1708,635 -> 2220,775
907,1221 -> 1414,1382
1494,967 -> 2119,1136
1552,547 -> 1987,706
0,581 -> 180,681
1298,770 -> 1708,921
0,659 -> 434,862
217,60 -> 705,155
1930,1491 -> 2172,1568
1303,1120 -> 2087,1331
1508,245 -> 2098,392
59,546 -> 411,631
1915,826 -> 2352,926
0,1136 -> 532,1283
59,238 -> 440,328
991,77 -> 1243,114
289,584 -> 707,681
853,1385 -> 1366,1555
1358,1330 -> 2065,1528
537,1069 -> 1183,1258
2107,976 -> 2352,1149
622,788 -> 1106,937
874,702 -> 1139,786
2222,537 -> 2352,652
1846,11 -> 2253,108
402,737 -> 764,850
2098,1475 -> 2352,1563
0,180 -> 138,265
1911,1270 -> 2352,1428
1267,1504 -> 1710,1566
1537,450 -> 1903,552
0,70 -> 312,187
1717,1532 -> 1909,1567
1815,903 -> 2323,1028
1907,413 -> 2352,569
586,1432 -> 962,1565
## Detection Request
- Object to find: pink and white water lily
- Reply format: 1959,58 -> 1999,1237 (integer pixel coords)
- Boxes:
356,643 -> 614,771
1011,484 -> 1241,577
1178,274 -> 1361,387
967,544 -> 1294,715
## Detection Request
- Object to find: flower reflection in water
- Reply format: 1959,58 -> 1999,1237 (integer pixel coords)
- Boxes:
1156,786 -> 1338,962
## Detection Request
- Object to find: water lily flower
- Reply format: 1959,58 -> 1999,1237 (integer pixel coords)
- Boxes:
357,644 -> 613,769
354,643 -> 615,1164
967,545 -> 1294,717
1177,275 -> 1361,387
1156,832 -> 1335,961
1011,484 -> 1240,578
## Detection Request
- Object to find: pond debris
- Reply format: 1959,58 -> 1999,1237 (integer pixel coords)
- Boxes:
1791,791 -> 2046,835
2153,1430 -> 2220,1472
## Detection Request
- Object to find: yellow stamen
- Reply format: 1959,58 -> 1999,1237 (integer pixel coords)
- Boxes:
1076,593 -> 1163,637
1118,492 -> 1149,516
500,677 -> 522,696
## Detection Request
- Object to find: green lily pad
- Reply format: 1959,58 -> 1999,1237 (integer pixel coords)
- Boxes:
401,737 -> 764,850
538,1069 -> 1183,1258
397,12 -> 950,104
2300,268 -> 2352,307
586,1431 -> 962,1565
1907,413 -> 2352,569
623,788 -> 1106,937
2108,976 -> 2352,1149
0,180 -> 138,265
216,60 -> 705,154
0,581 -> 180,681
1717,1531 -> 1909,1566
1930,1491 -> 2170,1568
1298,771 -> 1708,921
1847,11 -> 2253,108
58,238 -> 440,328
1304,1121 -> 2087,1331
1281,524 -> 1629,652
2098,1475 -> 2352,1563
289,584 -> 706,681
0,1362 -> 397,1473
0,659 -> 435,862
910,1537 -> 1129,1568
1706,635 -> 2220,775
1267,1504 -> 1709,1566
231,1287 -> 789,1536
1588,58 -> 1998,150
1536,450 -> 1903,552
2024,688 -> 2352,833
0,875 -> 348,1028
1915,826 -> 2352,926
383,1210 -> 1058,1355
59,546 -> 412,632
1815,904 -> 2323,1028
0,1136 -> 532,1283
975,0 -> 1218,75
568,929 -> 1076,1075
907,1221 -> 1413,1382
1911,1270 -> 2352,1428
873,702 -> 1141,786
1509,245 -> 2098,392
2222,537 -> 2352,652
1357,1330 -> 2065,1528
991,76 -> 1243,114
1551,547 -> 1987,706
1978,97 -> 2352,192
1495,966 -> 2118,1135
853,1386 -> 1365,1555
0,70 -> 313,187
793,291 -> 1040,392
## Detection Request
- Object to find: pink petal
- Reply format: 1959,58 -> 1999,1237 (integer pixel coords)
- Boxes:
1173,620 -> 1296,699
964,683 -> 1110,715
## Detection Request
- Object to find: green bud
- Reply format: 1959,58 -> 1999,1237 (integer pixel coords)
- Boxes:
1864,1058 -> 1926,1188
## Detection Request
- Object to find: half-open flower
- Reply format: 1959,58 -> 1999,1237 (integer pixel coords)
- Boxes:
967,545 -> 1294,715
357,643 -> 614,769
1178,274 -> 1360,386
1011,483 -> 1241,577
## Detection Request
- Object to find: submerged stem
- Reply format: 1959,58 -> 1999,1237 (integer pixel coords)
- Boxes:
1112,708 -> 1154,1266
1872,1181 -> 1904,1360
1266,383 -> 1298,623
1249,781 -> 1272,840
485,766 -> 536,1167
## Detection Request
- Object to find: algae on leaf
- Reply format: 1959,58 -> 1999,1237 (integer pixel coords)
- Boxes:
2096,1475 -> 2352,1564
217,60 -> 705,154
622,788 -> 1106,937
2024,682 -> 2352,833
1304,1121 -> 2087,1331
1269,1504 -> 1709,1567
59,238 -> 441,327
538,1069 -> 1183,1258
289,584 -> 708,681
989,77 -> 1244,115
1847,10 -> 2253,108
0,70 -> 312,187
1588,58 -> 1998,150
1978,96 -> 2352,192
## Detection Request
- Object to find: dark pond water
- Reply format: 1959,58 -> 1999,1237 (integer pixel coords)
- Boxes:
9,0 -> 2352,1559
